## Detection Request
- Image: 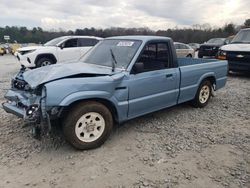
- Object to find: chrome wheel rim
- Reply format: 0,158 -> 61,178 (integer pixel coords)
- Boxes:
41,61 -> 51,66
199,85 -> 210,104
75,112 -> 105,143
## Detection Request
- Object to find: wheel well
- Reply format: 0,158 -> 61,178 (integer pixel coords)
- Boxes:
35,54 -> 57,65
187,54 -> 192,57
61,98 -> 119,123
203,76 -> 216,89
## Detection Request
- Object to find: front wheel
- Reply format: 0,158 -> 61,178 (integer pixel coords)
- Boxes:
36,57 -> 53,67
63,101 -> 113,150
192,80 -> 212,108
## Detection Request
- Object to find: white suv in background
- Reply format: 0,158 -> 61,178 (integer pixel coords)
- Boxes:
15,36 -> 103,68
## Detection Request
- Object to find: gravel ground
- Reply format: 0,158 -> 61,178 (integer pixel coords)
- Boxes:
0,54 -> 249,188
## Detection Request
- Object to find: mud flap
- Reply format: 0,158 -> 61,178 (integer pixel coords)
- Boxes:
31,125 -> 41,139
211,84 -> 216,97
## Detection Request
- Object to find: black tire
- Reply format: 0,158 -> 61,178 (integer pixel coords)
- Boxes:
192,80 -> 212,108
36,57 -> 53,67
186,54 -> 192,58
63,101 -> 113,150
198,54 -> 203,58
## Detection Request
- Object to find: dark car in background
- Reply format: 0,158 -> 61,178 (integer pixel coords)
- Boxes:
198,38 -> 227,58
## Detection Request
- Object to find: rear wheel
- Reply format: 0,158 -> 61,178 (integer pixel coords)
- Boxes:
36,57 -> 53,67
186,54 -> 192,58
192,80 -> 212,108
63,101 -> 113,150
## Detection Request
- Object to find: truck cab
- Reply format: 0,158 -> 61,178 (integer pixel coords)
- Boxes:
218,28 -> 250,73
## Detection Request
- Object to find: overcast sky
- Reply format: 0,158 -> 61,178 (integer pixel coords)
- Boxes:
0,0 -> 249,30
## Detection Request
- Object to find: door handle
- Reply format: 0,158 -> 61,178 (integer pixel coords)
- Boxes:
166,74 -> 173,78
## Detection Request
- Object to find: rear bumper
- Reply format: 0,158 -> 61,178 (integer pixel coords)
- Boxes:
228,61 -> 250,72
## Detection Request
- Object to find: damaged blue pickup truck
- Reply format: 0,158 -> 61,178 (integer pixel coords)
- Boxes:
2,36 -> 228,149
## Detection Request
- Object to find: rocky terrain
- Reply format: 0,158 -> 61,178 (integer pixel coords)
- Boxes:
0,55 -> 249,188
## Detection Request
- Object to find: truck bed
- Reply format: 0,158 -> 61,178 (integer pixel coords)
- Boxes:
177,58 -> 228,104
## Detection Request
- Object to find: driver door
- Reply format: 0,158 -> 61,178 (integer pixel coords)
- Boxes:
127,42 -> 180,119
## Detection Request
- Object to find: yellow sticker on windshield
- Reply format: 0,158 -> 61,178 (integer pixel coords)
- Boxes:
117,41 -> 134,47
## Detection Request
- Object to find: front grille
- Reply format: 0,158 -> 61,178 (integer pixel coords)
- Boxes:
200,46 -> 219,51
227,51 -> 250,62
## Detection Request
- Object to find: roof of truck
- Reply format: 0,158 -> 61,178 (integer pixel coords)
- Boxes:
106,35 -> 172,42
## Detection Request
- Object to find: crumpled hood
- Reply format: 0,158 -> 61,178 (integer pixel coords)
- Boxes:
220,43 -> 250,52
23,62 -> 113,88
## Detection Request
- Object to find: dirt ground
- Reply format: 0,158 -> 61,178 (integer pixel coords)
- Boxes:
0,54 -> 249,188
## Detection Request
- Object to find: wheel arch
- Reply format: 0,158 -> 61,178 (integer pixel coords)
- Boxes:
60,98 -> 119,123
35,53 -> 57,65
205,76 -> 216,88
195,74 -> 216,96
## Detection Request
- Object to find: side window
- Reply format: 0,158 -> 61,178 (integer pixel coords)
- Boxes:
133,42 -> 170,73
179,44 -> 184,49
174,44 -> 180,49
78,38 -> 99,47
63,39 -> 78,48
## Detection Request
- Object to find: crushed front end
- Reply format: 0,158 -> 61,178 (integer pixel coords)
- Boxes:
2,69 -> 48,127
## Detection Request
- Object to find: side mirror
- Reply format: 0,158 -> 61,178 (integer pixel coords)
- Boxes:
132,62 -> 144,74
59,43 -> 65,49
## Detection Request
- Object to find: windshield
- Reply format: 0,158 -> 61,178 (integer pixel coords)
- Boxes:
231,30 -> 250,43
207,38 -> 225,45
44,37 -> 68,46
81,39 -> 142,69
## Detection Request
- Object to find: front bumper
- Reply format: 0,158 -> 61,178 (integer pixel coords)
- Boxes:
2,89 -> 42,123
2,102 -> 24,118
16,53 -> 35,68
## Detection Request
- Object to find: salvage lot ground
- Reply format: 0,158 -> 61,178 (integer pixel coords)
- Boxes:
0,54 -> 249,188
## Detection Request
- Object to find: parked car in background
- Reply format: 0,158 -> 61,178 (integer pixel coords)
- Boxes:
3,36 -> 228,150
15,36 -> 103,68
218,28 -> 250,73
0,45 -> 6,56
10,43 -> 22,55
225,35 -> 235,44
188,43 -> 200,51
174,42 -> 195,58
198,38 -> 228,58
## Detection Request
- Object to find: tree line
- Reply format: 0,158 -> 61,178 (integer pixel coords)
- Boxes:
0,19 -> 249,44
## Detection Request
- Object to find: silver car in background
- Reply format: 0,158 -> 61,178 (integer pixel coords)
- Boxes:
174,42 -> 195,58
